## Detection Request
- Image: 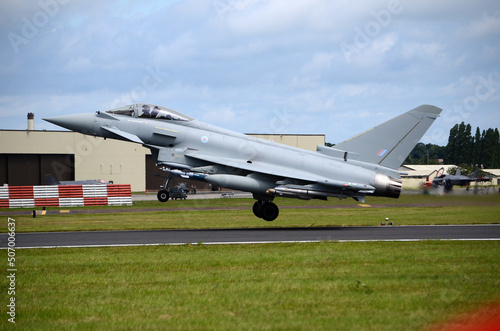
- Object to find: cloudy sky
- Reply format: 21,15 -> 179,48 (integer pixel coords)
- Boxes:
1,0 -> 499,146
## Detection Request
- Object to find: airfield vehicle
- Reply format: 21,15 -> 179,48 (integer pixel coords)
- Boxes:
157,185 -> 187,201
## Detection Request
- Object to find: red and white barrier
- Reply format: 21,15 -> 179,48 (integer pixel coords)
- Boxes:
0,184 -> 132,208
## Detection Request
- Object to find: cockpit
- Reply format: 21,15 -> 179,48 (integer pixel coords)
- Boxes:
104,104 -> 193,122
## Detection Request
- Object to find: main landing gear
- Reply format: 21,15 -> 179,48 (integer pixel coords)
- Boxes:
252,200 -> 279,221
157,175 -> 171,202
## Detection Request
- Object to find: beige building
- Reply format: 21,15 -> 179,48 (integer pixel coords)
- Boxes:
0,129 -> 325,192
0,130 -> 148,190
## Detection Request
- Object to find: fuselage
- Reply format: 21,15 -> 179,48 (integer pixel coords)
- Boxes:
45,104 -> 403,201
44,103 -> 442,221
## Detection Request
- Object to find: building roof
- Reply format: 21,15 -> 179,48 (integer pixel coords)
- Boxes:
399,165 -> 457,177
483,169 -> 500,177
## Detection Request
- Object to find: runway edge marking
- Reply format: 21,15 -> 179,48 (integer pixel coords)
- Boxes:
8,238 -> 500,249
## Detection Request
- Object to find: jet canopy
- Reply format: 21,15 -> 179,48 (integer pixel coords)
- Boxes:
105,104 -> 193,122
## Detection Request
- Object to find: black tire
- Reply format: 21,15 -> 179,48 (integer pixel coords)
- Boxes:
157,190 -> 169,202
253,201 -> 264,218
261,202 -> 279,221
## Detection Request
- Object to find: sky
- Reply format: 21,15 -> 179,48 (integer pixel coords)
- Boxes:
1,0 -> 499,146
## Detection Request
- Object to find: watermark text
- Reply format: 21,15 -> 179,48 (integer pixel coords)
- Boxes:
6,217 -> 17,324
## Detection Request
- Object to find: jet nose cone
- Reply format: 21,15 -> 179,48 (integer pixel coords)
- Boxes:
43,113 -> 96,135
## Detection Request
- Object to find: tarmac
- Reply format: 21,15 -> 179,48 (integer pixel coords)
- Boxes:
6,225 -> 500,248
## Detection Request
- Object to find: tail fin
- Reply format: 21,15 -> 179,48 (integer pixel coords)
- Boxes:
436,167 -> 445,177
333,105 -> 442,169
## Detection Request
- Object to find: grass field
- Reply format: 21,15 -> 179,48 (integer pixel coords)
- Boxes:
1,194 -> 499,232
1,241 -> 499,330
1,194 -> 499,330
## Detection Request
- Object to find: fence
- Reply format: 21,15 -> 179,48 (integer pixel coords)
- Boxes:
0,184 -> 132,208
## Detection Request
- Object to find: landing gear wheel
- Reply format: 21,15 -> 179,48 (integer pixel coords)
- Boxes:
444,180 -> 453,192
253,201 -> 264,218
157,190 -> 170,202
261,202 -> 279,222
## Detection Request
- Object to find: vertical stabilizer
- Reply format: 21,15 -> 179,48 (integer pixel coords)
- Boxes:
333,105 -> 442,170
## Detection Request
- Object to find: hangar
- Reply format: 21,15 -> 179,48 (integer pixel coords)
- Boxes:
399,164 -> 499,189
0,114 -> 325,191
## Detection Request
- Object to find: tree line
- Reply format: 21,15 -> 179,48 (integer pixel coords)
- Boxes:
404,143 -> 446,165
403,122 -> 500,168
445,122 -> 500,169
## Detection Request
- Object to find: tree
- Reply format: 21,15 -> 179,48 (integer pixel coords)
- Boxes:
427,144 -> 446,164
445,123 -> 459,164
445,122 -> 500,168
473,127 -> 483,166
450,122 -> 473,165
482,128 -> 500,168
496,128 -> 500,168
463,123 -> 473,165
404,143 -> 445,165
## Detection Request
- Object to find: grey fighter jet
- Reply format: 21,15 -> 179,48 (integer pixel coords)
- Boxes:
44,104 -> 441,221
44,174 -> 110,186
432,167 -> 479,192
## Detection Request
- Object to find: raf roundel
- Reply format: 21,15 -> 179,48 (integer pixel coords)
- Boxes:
201,136 -> 209,144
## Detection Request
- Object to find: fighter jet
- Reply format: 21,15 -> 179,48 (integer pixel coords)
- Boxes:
44,174 -> 110,186
432,167 -> 478,192
44,104 -> 441,221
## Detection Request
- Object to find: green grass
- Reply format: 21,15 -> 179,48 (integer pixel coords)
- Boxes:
1,241 -> 499,330
2,194 -> 499,232
1,194 -> 499,329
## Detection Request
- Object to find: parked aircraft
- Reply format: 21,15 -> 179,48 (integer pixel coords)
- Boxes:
45,174 -> 110,186
432,167 -> 478,191
44,104 -> 441,221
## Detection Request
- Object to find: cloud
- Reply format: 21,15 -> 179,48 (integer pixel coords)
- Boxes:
372,32 -> 398,55
152,33 -> 199,67
0,0 -> 499,147
301,52 -> 336,74
460,14 -> 500,39
401,42 -> 444,60
200,105 -> 237,124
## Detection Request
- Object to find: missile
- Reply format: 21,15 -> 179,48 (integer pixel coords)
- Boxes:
266,186 -> 329,199
162,168 -> 207,180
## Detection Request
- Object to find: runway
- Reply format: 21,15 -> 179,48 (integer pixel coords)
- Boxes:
3,225 -> 500,249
